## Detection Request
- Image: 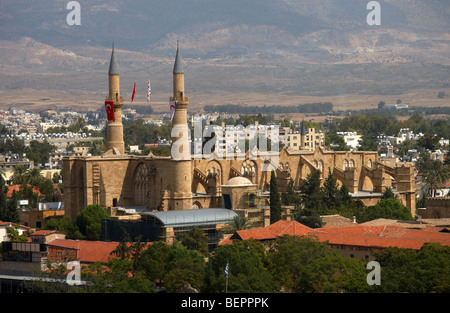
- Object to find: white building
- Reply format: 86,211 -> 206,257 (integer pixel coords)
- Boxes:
337,132 -> 362,150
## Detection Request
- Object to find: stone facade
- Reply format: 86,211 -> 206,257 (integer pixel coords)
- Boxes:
63,44 -> 417,221
417,197 -> 450,219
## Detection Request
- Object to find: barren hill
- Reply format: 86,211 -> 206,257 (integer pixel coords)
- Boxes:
0,0 -> 449,112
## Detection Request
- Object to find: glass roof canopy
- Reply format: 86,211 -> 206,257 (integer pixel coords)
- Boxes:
139,208 -> 237,228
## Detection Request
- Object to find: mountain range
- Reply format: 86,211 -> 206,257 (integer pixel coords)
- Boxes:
0,0 -> 449,112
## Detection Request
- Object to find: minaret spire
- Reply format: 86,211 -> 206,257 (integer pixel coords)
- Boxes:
105,43 -> 125,155
173,40 -> 184,74
108,42 -> 119,76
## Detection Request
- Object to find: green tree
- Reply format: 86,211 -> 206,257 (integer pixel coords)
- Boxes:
44,215 -> 82,239
373,243 -> 450,293
11,165 -> 28,185
325,132 -> 349,151
222,215 -> 252,234
206,240 -> 279,293
6,225 -> 28,242
381,187 -> 398,200
178,227 -> 210,257
2,190 -> 20,223
298,169 -> 325,213
294,207 -> 323,228
75,204 -> 110,240
0,171 -> 9,221
267,235 -> 367,293
134,241 -> 206,292
322,168 -> 342,213
269,171 -> 282,224
82,259 -> 155,293
357,198 -> 414,223
282,178 -> 300,207
417,133 -> 441,150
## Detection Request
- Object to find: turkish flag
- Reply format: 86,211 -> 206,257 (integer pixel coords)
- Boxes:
131,81 -> 136,103
105,100 -> 115,121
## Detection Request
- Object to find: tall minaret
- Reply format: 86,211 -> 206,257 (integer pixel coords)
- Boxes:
105,44 -> 125,154
169,41 -> 192,210
170,41 -> 189,156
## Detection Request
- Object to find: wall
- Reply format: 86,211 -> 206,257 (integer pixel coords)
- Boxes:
417,197 -> 450,219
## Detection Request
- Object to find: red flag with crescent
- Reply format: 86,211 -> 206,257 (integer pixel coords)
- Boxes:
170,101 -> 176,121
131,81 -> 136,103
105,100 -> 115,121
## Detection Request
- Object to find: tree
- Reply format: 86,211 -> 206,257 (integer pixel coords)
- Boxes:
79,258 -> 155,293
298,169 -> 325,213
294,207 -> 323,228
44,215 -> 82,239
178,227 -> 210,257
397,140 -> 414,159
0,171 -> 9,221
417,133 -> 441,151
134,241 -> 206,292
6,225 -> 28,242
11,165 -> 28,185
269,171 -> 281,224
75,204 -> 110,240
381,187 -> 398,200
417,151 -> 450,197
222,215 -> 252,234
2,190 -> 20,223
267,235 -> 367,293
357,198 -> 414,223
206,240 -> 279,293
325,132 -> 349,151
282,178 -> 300,207
322,168 -> 342,213
373,243 -> 450,293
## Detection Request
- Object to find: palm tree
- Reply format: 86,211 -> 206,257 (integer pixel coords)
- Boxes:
222,215 -> 252,234
423,161 -> 450,197
11,165 -> 28,185
26,168 -> 43,187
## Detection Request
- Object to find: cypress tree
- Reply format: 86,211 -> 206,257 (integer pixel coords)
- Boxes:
270,170 -> 282,224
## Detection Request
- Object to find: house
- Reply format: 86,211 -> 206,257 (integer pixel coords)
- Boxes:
0,220 -> 29,242
0,230 -> 123,292
220,219 -> 450,260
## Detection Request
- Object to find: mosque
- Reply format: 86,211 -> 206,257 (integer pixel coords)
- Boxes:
62,43 -> 417,243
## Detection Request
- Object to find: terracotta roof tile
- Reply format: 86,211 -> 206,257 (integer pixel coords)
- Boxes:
48,239 -> 121,263
233,220 -> 314,241
31,230 -> 58,236
221,220 -> 450,251
7,184 -> 44,198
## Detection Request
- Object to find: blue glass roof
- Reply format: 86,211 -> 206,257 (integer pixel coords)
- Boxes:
140,208 -> 237,227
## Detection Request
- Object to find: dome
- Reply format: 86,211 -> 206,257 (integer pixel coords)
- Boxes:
224,176 -> 254,187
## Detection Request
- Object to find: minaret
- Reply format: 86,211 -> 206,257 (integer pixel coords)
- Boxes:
105,44 -> 125,154
169,41 -> 192,210
300,119 -> 307,150
171,41 -> 189,147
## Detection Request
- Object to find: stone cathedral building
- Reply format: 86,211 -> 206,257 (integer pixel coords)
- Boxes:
62,44 -> 417,225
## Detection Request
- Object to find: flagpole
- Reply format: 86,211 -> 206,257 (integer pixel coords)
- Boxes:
225,261 -> 229,293
226,276 -> 228,294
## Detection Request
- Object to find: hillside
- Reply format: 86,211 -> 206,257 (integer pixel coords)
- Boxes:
0,0 -> 449,112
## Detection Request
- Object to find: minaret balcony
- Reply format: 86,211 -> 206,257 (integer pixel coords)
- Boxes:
170,96 -> 188,102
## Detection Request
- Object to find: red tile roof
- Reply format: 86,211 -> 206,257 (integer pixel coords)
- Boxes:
48,239 -> 121,263
221,220 -> 450,251
7,184 -> 44,198
30,230 -> 58,236
231,220 -> 314,241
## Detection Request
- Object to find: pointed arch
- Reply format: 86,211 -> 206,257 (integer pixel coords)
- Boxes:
133,163 -> 149,206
